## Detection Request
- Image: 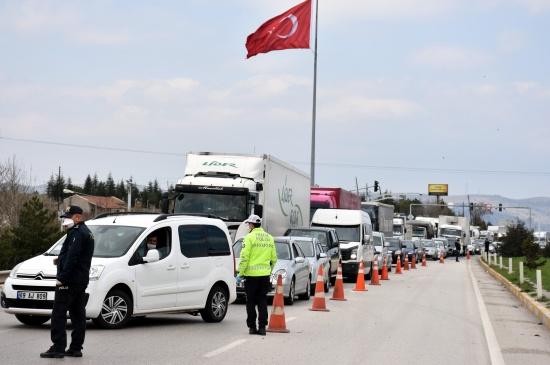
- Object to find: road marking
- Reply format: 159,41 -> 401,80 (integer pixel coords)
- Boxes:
204,339 -> 247,358
468,262 -> 505,365
287,316 -> 297,322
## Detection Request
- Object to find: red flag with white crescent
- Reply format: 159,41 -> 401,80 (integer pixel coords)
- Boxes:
246,0 -> 312,59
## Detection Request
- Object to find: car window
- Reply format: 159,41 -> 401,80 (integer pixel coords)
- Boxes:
292,244 -> 301,258
275,241 -> 291,260
295,240 -> 315,257
178,224 -> 231,258
137,227 -> 172,261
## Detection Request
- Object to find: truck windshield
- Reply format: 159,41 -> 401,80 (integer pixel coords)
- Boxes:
47,226 -> 145,258
361,206 -> 377,223
412,227 -> 426,236
174,192 -> 247,221
393,225 -> 402,235
441,228 -> 462,237
312,224 -> 360,242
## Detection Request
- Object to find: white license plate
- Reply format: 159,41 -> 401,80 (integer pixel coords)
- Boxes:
17,291 -> 47,300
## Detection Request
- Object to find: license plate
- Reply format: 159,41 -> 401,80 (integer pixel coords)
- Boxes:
17,291 -> 47,300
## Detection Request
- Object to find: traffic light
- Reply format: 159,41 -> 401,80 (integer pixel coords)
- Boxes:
374,180 -> 379,192
498,203 -> 503,212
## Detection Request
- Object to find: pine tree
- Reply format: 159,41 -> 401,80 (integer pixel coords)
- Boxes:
46,174 -> 56,199
10,196 -> 62,265
83,175 -> 93,194
91,174 -> 99,195
115,180 -> 126,200
106,173 -> 116,196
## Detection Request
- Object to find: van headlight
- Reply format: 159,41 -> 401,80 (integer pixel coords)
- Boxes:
9,263 -> 23,278
351,248 -> 358,260
89,265 -> 105,281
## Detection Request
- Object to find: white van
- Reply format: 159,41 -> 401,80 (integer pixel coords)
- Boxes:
311,209 -> 374,278
1,213 -> 237,329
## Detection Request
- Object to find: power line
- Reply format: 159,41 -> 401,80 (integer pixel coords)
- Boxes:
2,135 -> 550,177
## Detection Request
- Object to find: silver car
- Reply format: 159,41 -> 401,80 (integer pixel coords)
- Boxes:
293,237 -> 330,294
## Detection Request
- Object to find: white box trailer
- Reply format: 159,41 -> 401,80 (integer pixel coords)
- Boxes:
438,215 -> 470,252
167,152 -> 310,240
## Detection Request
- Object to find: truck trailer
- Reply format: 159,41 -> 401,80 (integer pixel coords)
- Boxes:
310,187 -> 361,218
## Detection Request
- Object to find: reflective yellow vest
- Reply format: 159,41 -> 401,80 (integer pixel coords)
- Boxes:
238,227 -> 277,277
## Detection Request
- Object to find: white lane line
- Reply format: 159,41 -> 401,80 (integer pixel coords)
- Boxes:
468,262 -> 505,365
204,339 -> 247,358
286,316 -> 297,322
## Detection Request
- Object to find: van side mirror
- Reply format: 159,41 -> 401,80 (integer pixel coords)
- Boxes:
143,249 -> 160,263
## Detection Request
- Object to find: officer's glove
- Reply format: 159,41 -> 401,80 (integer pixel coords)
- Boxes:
235,275 -> 243,285
55,280 -> 63,287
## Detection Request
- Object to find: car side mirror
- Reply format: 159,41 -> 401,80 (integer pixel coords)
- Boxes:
319,252 -> 327,259
143,249 -> 160,263
295,257 -> 305,264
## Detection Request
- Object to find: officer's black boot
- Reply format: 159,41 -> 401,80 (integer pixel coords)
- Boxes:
249,327 -> 258,335
257,327 -> 266,336
40,347 -> 65,358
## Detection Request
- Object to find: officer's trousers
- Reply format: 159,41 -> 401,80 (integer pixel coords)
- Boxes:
244,276 -> 271,329
50,285 -> 87,352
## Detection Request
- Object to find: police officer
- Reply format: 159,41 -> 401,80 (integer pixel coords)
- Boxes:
237,214 -> 277,336
455,239 -> 461,262
40,206 -> 94,359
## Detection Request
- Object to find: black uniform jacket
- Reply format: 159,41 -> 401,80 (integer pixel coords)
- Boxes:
57,223 -> 95,286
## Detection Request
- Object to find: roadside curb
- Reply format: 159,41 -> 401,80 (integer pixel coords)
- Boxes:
479,258 -> 550,330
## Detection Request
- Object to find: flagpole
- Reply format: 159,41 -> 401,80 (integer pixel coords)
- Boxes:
310,0 -> 319,186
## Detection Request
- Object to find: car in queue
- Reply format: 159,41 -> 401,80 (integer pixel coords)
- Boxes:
1,213 -> 236,329
432,238 -> 449,258
401,240 -> 416,262
421,240 -> 439,260
284,227 -> 340,284
386,237 -> 403,267
293,237 -> 330,294
373,231 -> 392,272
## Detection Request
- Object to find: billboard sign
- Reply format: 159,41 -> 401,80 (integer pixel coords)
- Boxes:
428,184 -> 448,196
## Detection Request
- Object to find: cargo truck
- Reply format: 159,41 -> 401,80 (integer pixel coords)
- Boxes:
163,152 -> 310,240
310,187 -> 361,218
361,202 -> 394,238
438,215 -> 470,253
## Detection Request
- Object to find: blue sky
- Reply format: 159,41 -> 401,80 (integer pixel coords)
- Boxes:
0,0 -> 549,198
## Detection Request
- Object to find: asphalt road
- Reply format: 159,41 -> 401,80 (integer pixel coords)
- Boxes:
1,258 -> 549,365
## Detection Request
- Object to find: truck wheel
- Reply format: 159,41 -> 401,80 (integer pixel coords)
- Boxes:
200,285 -> 229,323
92,289 -> 133,329
15,314 -> 50,326
284,278 -> 295,305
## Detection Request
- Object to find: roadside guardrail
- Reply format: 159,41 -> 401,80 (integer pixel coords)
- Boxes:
0,270 -> 10,285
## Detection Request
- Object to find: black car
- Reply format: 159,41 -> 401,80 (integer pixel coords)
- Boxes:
285,227 -> 340,284
402,240 -> 416,262
386,237 -> 403,266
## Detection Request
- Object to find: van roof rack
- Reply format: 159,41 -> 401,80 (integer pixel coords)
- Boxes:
92,212 -> 160,220
153,213 -> 229,222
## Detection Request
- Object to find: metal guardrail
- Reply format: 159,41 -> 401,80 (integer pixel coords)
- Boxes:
0,270 -> 10,285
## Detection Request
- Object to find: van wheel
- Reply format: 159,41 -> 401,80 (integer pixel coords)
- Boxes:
284,278 -> 295,305
299,276 -> 311,300
15,314 -> 50,326
200,285 -> 228,323
92,289 -> 132,329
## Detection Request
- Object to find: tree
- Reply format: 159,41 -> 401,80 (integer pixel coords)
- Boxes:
522,238 -> 545,270
115,180 -> 126,200
83,175 -> 93,194
7,196 -> 62,268
91,174 -> 99,195
500,220 -> 532,257
0,156 -> 30,228
106,173 -> 116,196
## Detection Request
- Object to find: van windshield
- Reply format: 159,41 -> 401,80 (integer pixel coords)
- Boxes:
47,225 -> 145,258
312,224 -> 360,242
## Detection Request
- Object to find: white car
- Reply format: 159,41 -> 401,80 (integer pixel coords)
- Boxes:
1,213 -> 237,329
293,237 -> 330,294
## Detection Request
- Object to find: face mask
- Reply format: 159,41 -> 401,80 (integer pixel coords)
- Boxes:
147,244 -> 156,250
62,218 -> 75,229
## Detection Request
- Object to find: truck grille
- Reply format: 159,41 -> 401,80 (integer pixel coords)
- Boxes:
340,249 -> 351,261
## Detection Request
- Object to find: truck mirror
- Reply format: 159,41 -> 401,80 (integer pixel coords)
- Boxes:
255,182 -> 263,192
254,204 -> 263,218
160,193 -> 169,214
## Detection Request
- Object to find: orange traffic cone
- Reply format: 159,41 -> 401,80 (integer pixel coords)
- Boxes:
396,255 -> 403,274
411,254 -> 417,269
404,255 -> 410,271
310,265 -> 330,312
421,253 -> 427,267
352,261 -> 368,291
381,256 -> 389,280
371,259 -> 381,285
330,261 -> 347,301
467,250 -> 471,260
439,251 -> 444,264
267,274 -> 289,333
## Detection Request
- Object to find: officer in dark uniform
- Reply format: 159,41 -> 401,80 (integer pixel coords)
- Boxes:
455,239 -> 461,262
40,206 -> 94,359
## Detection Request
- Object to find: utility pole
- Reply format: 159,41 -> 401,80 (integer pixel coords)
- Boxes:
126,178 -> 133,212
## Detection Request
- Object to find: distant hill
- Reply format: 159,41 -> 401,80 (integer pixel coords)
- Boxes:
445,195 -> 550,231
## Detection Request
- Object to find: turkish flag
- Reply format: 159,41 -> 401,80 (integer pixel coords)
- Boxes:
246,0 -> 311,59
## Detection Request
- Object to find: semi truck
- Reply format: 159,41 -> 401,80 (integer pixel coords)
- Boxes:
361,202 -> 394,238
438,215 -> 470,252
310,187 -> 361,218
162,152 -> 310,239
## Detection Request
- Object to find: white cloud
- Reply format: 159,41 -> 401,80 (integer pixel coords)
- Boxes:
412,45 -> 491,70
497,30 -> 526,53
321,95 -> 422,121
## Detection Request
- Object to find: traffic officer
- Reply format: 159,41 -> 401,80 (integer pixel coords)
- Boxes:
455,239 -> 461,262
237,214 -> 277,336
40,206 -> 94,359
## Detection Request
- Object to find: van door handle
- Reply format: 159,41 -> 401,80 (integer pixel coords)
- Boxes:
167,265 -> 176,271
181,263 -> 190,269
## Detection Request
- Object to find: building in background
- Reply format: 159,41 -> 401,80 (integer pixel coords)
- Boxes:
63,194 -> 126,218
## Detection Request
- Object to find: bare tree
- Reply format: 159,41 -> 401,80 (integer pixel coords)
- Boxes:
0,156 -> 30,228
